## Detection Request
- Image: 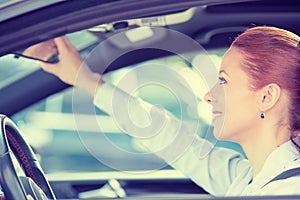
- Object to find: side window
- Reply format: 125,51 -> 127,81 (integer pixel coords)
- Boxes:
13,86 -> 170,173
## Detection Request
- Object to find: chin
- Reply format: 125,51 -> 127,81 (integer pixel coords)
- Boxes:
213,128 -> 231,141
212,128 -> 223,140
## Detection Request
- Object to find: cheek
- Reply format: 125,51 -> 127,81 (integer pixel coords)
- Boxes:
214,91 -> 257,141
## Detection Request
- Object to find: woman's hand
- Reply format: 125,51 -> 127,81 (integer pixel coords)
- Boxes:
39,36 -> 104,96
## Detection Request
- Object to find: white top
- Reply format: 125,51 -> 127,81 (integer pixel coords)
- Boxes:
94,82 -> 300,196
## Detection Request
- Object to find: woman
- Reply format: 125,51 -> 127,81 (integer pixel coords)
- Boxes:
40,26 -> 300,196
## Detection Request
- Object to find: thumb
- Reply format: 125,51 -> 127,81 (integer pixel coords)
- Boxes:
39,62 -> 60,75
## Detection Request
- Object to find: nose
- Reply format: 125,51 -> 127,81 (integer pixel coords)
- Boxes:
204,91 -> 213,104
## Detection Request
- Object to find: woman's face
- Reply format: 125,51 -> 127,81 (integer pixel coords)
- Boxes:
204,47 -> 260,143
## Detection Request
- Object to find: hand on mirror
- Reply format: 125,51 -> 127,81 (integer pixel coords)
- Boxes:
39,36 -> 104,96
21,39 -> 59,63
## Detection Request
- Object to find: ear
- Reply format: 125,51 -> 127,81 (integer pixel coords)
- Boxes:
258,83 -> 281,112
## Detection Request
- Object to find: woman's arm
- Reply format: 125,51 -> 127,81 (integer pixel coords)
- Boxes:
40,36 -> 104,96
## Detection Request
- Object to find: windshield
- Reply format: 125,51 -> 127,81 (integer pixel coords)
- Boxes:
0,29 -> 243,174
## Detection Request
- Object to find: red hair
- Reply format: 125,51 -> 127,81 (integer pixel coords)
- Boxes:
231,26 -> 300,141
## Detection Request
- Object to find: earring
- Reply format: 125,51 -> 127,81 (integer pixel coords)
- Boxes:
260,113 -> 265,119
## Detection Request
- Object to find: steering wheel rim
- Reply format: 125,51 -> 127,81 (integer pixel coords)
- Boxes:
0,115 -> 56,200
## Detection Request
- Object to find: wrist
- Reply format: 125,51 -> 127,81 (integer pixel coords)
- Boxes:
76,71 -> 104,96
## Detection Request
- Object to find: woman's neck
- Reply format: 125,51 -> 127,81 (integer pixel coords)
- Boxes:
239,125 -> 290,177
242,140 -> 276,177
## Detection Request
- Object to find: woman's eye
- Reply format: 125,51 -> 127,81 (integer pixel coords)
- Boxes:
219,77 -> 227,85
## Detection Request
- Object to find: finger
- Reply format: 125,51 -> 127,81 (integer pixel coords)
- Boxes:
60,36 -> 76,50
54,36 -> 71,53
39,62 -> 59,74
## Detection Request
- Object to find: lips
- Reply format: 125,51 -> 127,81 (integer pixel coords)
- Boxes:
212,111 -> 222,120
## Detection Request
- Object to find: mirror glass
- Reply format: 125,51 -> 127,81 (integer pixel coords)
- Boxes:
14,39 -> 59,64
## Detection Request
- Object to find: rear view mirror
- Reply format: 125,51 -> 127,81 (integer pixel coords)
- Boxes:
13,39 -> 60,64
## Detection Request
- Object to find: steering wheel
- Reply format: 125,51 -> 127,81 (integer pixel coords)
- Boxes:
0,115 -> 56,200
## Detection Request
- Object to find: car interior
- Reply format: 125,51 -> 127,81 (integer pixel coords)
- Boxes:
0,0 -> 299,199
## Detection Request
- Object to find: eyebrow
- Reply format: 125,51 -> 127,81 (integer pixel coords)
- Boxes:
219,70 -> 229,76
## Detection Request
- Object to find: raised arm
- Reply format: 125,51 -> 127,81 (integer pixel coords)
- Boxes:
39,36 -> 103,96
